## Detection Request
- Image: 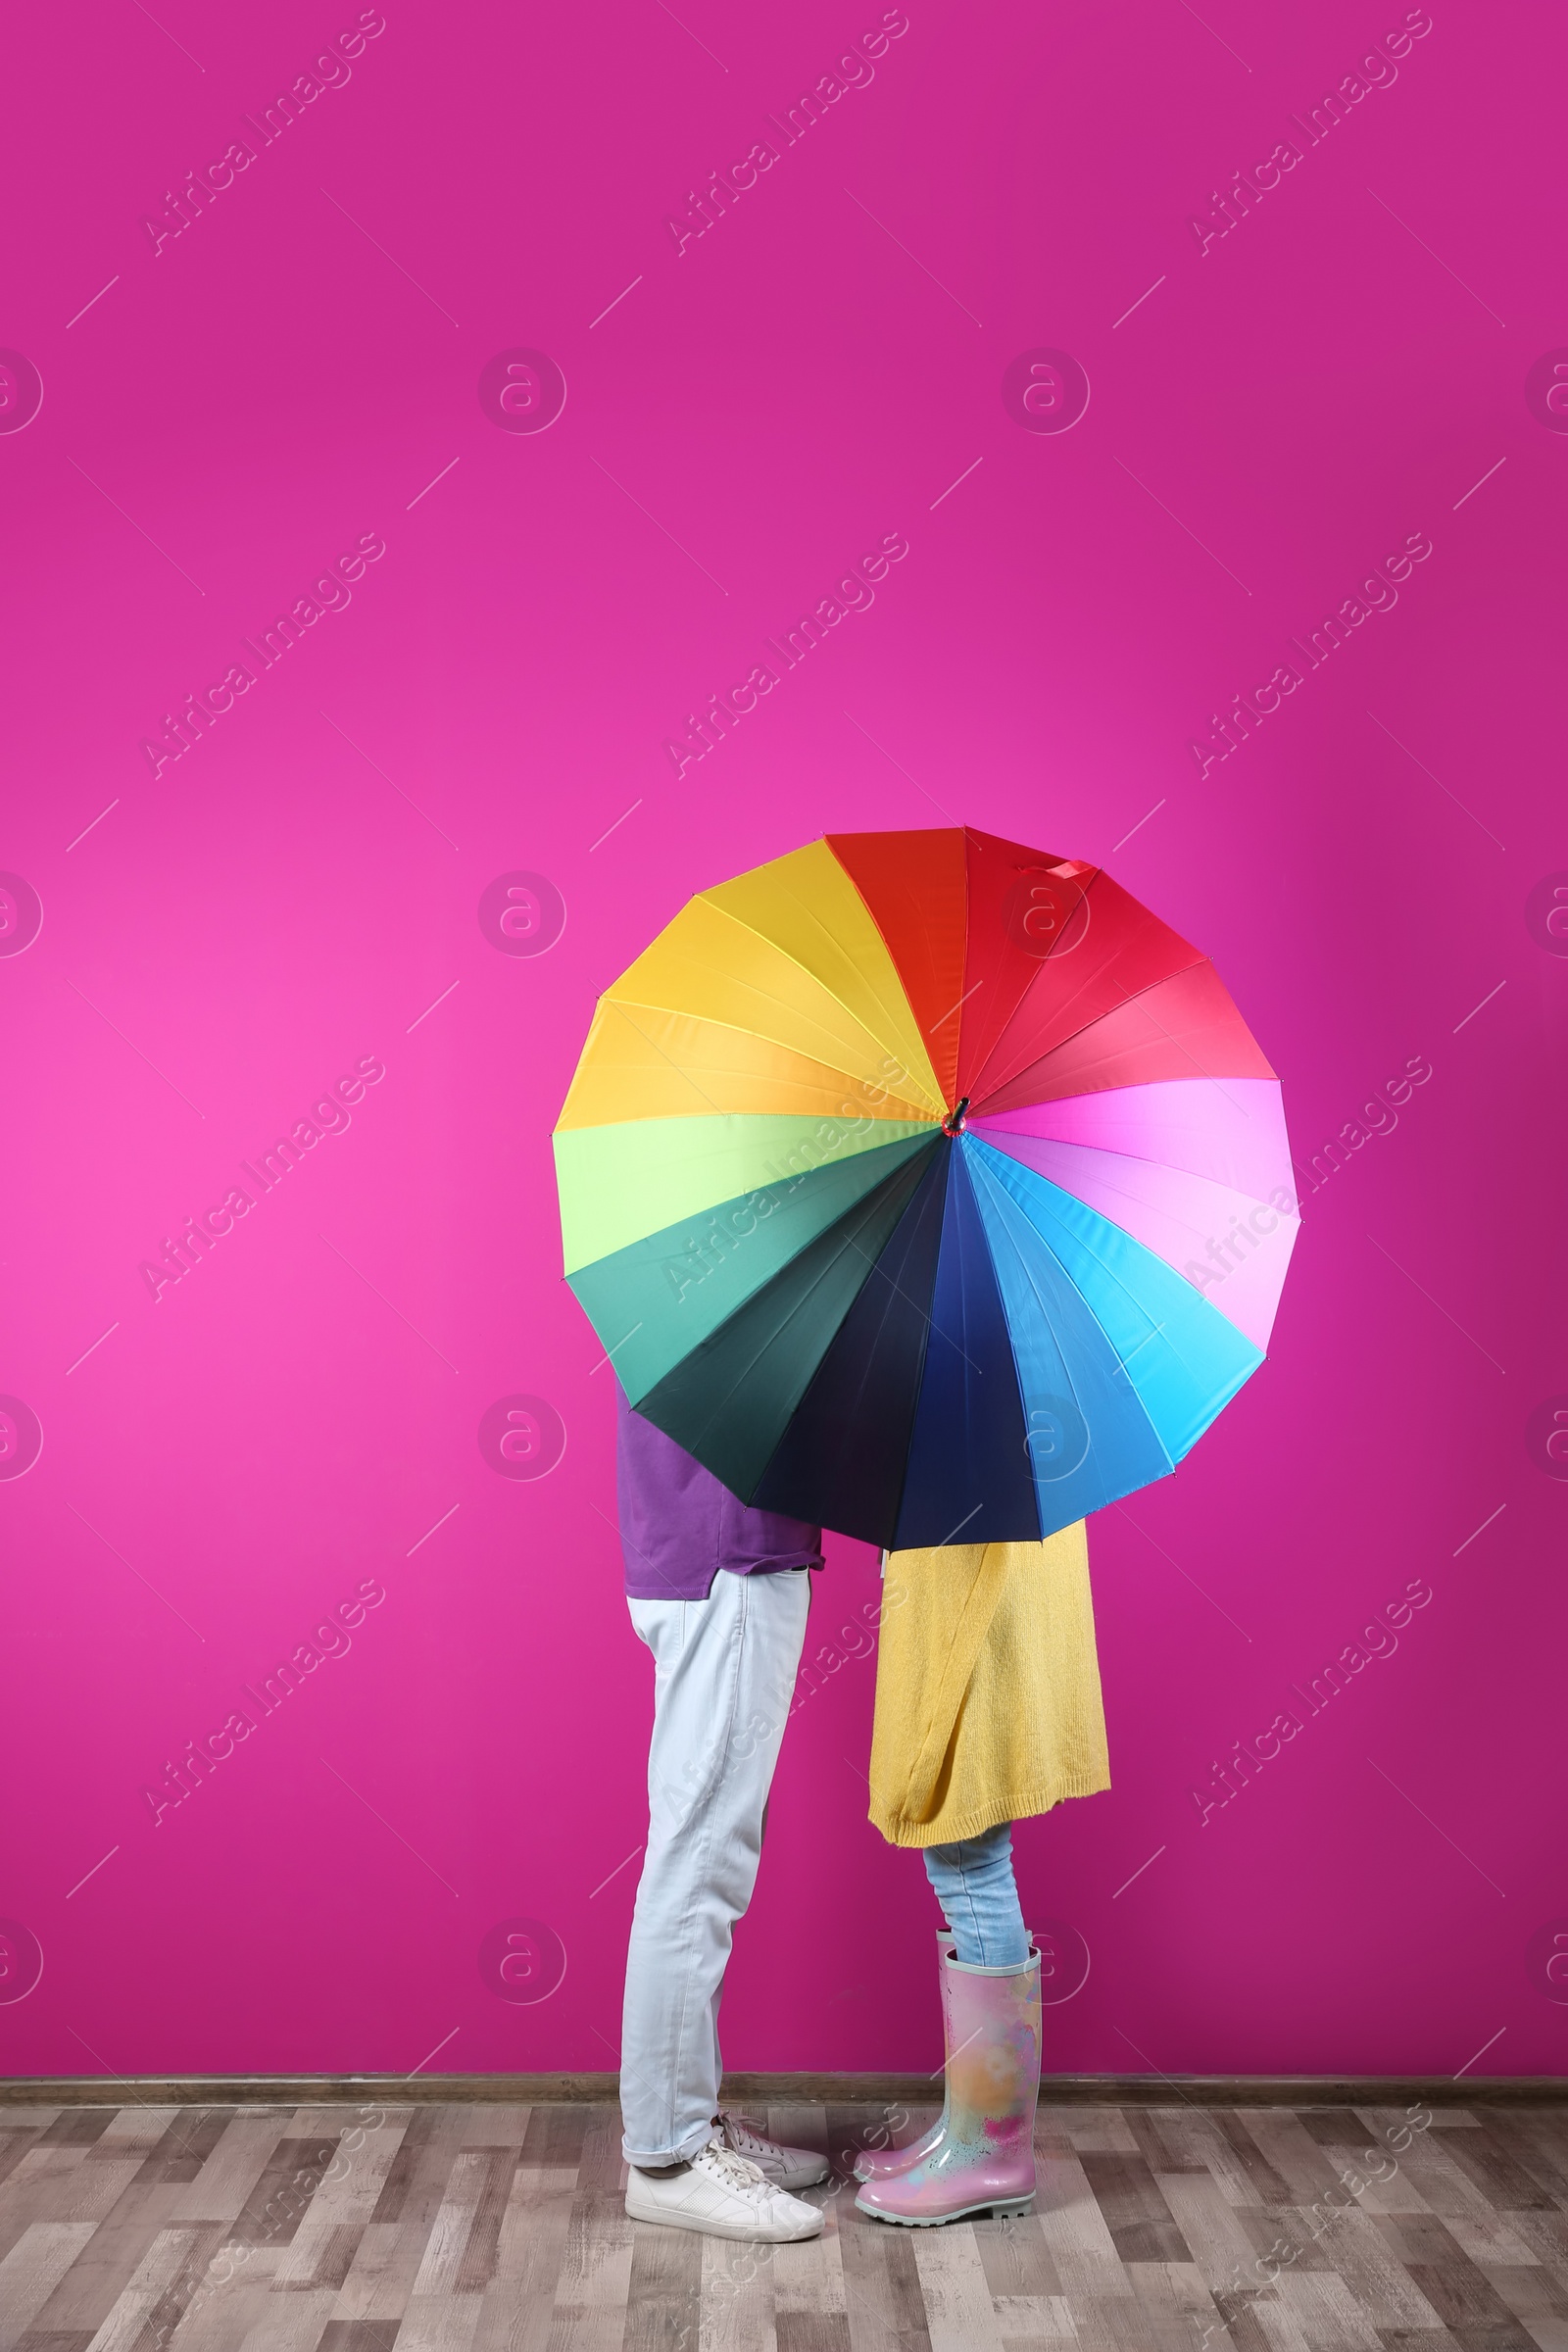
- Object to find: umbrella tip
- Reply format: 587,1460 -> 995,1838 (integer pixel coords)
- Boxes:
941,1096 -> 971,1138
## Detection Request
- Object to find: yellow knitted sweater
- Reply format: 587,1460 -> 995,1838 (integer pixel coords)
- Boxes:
868,1527 -> 1111,1848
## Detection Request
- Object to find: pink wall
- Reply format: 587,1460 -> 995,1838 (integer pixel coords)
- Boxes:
2,0 -> 1565,2083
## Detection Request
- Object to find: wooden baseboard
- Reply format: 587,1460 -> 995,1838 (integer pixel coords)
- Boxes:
0,2071 -> 1561,2108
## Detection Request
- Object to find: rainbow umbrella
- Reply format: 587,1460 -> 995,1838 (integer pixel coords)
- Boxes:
554,828 -> 1298,1547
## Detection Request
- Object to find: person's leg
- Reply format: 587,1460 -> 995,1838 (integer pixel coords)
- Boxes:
619,1569 -> 810,2168
852,1925 -> 956,2183
922,1821 -> 1030,1968
857,1820 -> 1042,2225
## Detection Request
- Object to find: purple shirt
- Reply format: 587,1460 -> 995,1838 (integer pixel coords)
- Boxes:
615,1386 -> 823,1600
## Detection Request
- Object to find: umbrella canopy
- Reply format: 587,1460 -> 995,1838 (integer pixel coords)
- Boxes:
554,828 -> 1298,1548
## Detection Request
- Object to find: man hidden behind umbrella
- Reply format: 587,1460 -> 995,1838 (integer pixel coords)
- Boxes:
613,1381 -> 833,2243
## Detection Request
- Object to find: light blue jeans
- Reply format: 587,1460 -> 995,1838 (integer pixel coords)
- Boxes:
923,1821 -> 1030,1968
621,1568 -> 812,2165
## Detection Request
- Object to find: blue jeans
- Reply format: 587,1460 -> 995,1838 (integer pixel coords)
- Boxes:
923,1822 -> 1030,1968
621,1569 -> 811,2164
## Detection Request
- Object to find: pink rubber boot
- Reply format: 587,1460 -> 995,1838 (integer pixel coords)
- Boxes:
855,1931 -> 956,2182
855,1945 -> 1042,2225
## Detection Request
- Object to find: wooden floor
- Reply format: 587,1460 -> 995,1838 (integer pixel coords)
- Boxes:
1,2097 -> 1565,2352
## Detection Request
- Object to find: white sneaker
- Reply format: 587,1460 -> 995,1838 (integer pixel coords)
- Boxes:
716,2108 -> 831,2189
625,2132 -> 824,2241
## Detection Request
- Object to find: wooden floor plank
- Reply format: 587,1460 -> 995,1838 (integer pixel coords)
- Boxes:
133,2222 -> 235,2352
0,2127 -> 53,2206
1503,2215 -> 1568,2269
1378,2214 -> 1542,2347
1289,2204 -> 1448,2331
542,2180 -> 633,2352
170,2113 -> 293,2228
460,2111 -> 532,2156
275,2221 -> 368,2294
411,2152 -> 492,2298
1205,2285 -> 1285,2352
1442,2132 -> 1561,2216
372,2111 -> 481,2264
973,2210 -> 1063,2300
1440,2210 -> 1552,2270
1482,2112 -> 1568,2208
1209,2118 -> 1295,2213
1246,2289 -> 1317,2352
453,2152 -> 520,2295
162,2270 -> 277,2352
240,2281 -> 349,2352
1152,2171 -> 1267,2300
1054,2109 -> 1144,2157
1385,2140 -> 1505,2227
322,2223 -> 418,2331
21,2161 -> 149,2233
1035,2146 -> 1136,2299
991,2286 -> 1079,2341
0,2225 -> 100,2351
230,2132 -> 348,2250
773,2311 -> 854,2352
769,2172 -> 848,2321
698,2226 -> 776,2352
79,2223 -> 203,2352
1156,2115 -> 1279,2211
1238,2114 -> 1362,2208
470,2279 -> 555,2352
87,2114 -> 183,2156
616,2207 -> 702,2352
1319,2147 -> 1435,2222
1080,2151 -> 1193,2265
34,2119 -> 114,2154
909,2226 -> 1006,2352
1128,2256 -> 1221,2314
1066,2287 -> 1203,2351
1273,2264 -> 1387,2351
25,2190 -> 190,2337
137,2110 -> 237,2187
0,2098 -> 1553,2352
836,2195 -> 933,2352
387,2290 -> 484,2352
1124,2114 -> 1207,2180
1483,2259 -> 1568,2330
4,2149 -> 93,2204
492,2180 -> 574,2299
